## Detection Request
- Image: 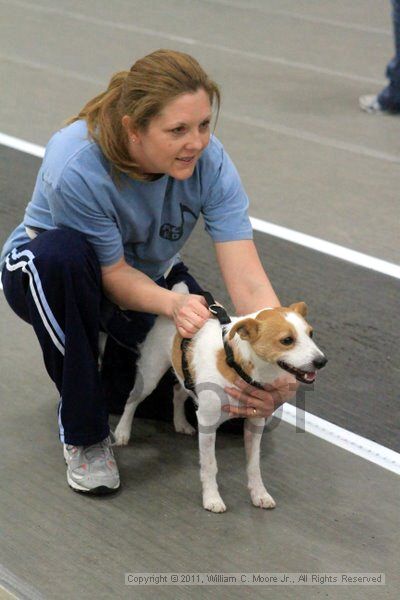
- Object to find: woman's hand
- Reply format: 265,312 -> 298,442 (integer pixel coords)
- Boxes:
171,293 -> 210,338
222,374 -> 299,418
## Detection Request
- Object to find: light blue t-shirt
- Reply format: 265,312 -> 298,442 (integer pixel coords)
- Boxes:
1,120 -> 253,280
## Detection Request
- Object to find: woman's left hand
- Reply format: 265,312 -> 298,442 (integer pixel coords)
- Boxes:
222,374 -> 299,419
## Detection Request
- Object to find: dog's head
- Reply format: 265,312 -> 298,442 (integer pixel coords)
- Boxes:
228,302 -> 327,384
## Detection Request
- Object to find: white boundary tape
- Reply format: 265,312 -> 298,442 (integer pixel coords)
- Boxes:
0,564 -> 44,600
0,132 -> 45,158
281,404 -> 400,476
0,131 -> 399,476
250,217 -> 400,279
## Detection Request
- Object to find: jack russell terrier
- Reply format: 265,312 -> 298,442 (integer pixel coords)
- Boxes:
114,283 -> 327,513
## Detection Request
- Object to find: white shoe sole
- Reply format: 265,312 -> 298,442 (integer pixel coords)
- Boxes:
66,470 -> 120,494
64,447 -> 120,494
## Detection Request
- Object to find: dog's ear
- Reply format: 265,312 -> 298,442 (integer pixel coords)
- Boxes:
289,302 -> 308,317
229,318 -> 260,342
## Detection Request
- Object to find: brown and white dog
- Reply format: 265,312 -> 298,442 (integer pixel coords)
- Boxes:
114,283 -> 327,512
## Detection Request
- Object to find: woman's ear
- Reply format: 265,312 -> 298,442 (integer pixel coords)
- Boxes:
121,114 -> 131,132
121,115 -> 138,137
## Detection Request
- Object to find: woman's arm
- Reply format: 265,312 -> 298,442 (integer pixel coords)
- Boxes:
214,239 -> 298,417
214,239 -> 280,313
101,257 -> 209,338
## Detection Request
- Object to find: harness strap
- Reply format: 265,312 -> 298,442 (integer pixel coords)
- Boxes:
180,290 -> 265,395
222,331 -> 265,391
180,290 -> 228,394
180,337 -> 196,395
201,291 -> 232,325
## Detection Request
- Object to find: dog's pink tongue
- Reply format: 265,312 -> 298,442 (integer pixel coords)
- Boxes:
305,372 -> 316,383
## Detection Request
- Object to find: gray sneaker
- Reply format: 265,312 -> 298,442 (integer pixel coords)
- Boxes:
64,437 -> 120,494
359,94 -> 384,113
359,94 -> 400,114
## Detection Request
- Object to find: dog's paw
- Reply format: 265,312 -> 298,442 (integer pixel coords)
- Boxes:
250,489 -> 276,509
113,426 -> 131,446
203,495 -> 227,513
174,421 -> 196,436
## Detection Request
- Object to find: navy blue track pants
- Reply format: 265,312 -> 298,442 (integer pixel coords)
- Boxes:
2,228 -> 203,446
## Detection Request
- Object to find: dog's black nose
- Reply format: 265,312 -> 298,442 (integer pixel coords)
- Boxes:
313,356 -> 328,370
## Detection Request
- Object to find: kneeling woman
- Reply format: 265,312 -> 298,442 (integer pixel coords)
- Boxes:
1,49 -> 296,495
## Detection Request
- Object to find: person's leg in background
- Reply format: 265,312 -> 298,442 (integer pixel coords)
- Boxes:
360,0 -> 400,113
378,0 -> 400,110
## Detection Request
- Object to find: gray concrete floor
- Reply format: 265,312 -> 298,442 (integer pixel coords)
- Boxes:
1,295 -> 399,600
0,1 -> 399,598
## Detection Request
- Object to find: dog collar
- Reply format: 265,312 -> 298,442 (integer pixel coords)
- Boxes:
222,328 -> 265,391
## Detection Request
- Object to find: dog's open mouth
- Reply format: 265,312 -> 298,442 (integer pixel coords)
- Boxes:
277,361 -> 316,384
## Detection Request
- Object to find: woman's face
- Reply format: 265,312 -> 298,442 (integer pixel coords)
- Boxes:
124,88 -> 213,180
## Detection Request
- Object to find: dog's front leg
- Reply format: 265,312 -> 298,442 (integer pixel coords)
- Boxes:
244,419 -> 276,509
198,427 -> 226,513
196,398 -> 227,512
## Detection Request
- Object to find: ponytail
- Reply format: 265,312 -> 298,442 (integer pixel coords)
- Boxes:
66,70 -> 129,129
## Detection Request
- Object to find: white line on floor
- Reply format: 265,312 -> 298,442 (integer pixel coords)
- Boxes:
0,132 -> 44,159
250,217 -> 400,279
281,404 -> 400,476
0,564 -> 44,600
0,131 -> 399,476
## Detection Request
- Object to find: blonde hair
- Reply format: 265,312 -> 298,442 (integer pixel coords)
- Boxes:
66,49 -> 221,181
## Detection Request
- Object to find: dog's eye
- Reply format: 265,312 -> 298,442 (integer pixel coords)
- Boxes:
281,336 -> 294,346
309,330 -> 314,338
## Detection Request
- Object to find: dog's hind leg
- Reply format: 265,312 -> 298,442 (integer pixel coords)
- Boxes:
172,385 -> 196,435
113,386 -> 144,446
114,316 -> 175,445
244,418 -> 276,509
114,352 -> 171,446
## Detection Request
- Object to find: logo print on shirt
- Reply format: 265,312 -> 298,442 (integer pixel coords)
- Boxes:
159,203 -> 197,241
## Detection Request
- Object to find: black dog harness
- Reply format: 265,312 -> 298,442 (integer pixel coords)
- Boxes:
180,291 -> 265,396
